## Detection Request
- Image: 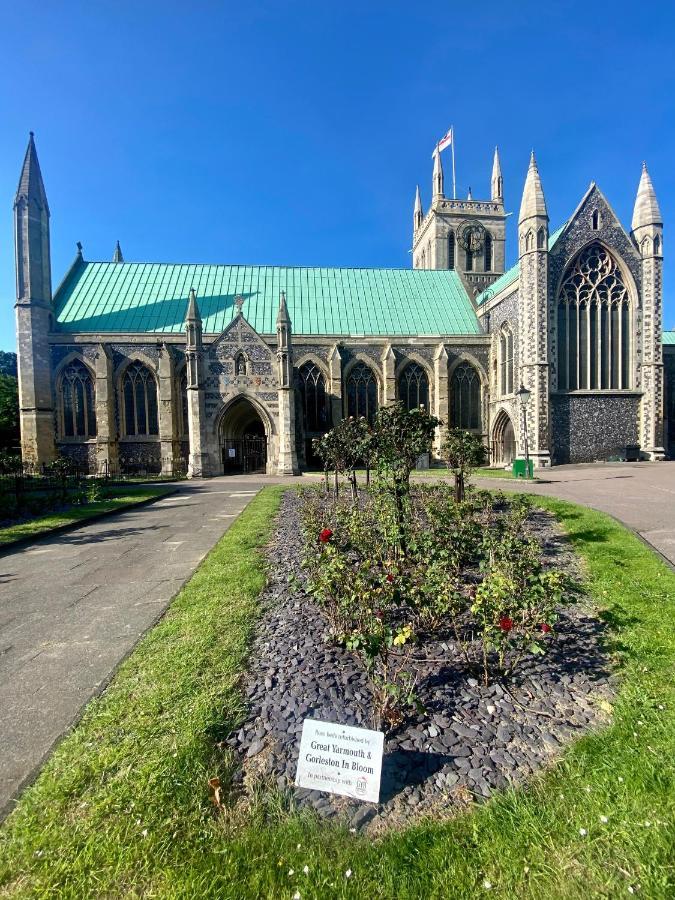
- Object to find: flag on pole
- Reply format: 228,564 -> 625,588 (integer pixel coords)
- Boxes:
432,126 -> 453,158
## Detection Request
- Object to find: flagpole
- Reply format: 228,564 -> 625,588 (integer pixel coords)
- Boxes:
451,126 -> 457,200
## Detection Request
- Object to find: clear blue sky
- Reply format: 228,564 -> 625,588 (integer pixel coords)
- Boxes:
1,0 -> 673,350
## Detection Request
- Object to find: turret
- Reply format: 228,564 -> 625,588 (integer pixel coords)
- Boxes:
491,147 -> 503,202
631,163 -> 666,459
517,151 -> 551,468
112,240 -> 124,263
184,289 -> 209,476
413,185 -> 423,233
14,132 -> 55,465
432,147 -> 444,199
275,291 -> 298,474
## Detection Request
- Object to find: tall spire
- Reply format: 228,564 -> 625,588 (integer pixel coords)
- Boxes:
518,151 -> 548,224
185,287 -> 201,324
112,240 -> 124,263
15,132 -> 49,213
491,146 -> 503,202
631,162 -> 662,232
413,185 -> 423,231
432,146 -> 444,198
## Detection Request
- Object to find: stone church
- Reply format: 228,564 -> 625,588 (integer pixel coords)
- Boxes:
14,133 -> 675,476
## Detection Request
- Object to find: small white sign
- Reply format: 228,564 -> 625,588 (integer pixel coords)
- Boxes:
228,448 -> 236,458
295,718 -> 384,803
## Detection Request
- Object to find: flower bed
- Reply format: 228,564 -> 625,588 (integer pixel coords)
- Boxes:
227,489 -> 615,832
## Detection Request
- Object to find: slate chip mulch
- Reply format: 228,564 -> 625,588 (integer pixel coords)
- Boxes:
225,491 -> 616,832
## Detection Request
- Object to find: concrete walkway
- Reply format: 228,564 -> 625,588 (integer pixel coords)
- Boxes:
0,476 -> 271,818
474,461 -> 675,568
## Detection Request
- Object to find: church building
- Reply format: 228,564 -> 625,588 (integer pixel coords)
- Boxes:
14,134 -> 675,475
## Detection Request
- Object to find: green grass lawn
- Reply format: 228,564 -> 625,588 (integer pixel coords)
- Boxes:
0,486 -> 171,547
0,487 -> 673,898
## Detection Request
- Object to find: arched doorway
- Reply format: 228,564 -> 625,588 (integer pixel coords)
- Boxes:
220,397 -> 268,474
492,411 -> 516,467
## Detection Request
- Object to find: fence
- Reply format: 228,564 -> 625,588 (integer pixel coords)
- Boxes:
0,457 -> 188,521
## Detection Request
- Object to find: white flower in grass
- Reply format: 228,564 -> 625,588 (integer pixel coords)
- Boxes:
293,893 -> 301,900
585,785 -> 591,793
297,843 -> 301,849
483,879 -> 492,890
579,828 -> 587,836
303,865 -> 309,874
288,869 -> 294,876
349,827 -> 356,833
618,776 -> 624,783
644,821 -> 651,827
600,815 -> 609,824
345,869 -> 352,878
141,829 -> 148,838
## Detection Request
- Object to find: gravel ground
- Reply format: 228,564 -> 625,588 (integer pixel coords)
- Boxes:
226,491 -> 616,833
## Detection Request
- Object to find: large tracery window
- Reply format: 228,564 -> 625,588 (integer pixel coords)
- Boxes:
499,326 -> 514,395
299,362 -> 330,432
60,360 -> 96,438
451,362 -> 482,431
346,361 -> 378,422
557,243 -> 631,391
399,362 -> 429,411
123,362 -> 159,436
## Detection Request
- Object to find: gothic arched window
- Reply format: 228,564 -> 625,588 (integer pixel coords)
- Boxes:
398,362 -> 429,411
537,227 -> 546,249
122,362 -> 159,436
451,362 -> 482,431
178,367 -> 189,438
448,232 -> 455,270
484,232 -> 492,271
346,362 -> 378,423
299,362 -> 330,432
60,360 -> 96,438
499,326 -> 514,396
557,243 -> 631,390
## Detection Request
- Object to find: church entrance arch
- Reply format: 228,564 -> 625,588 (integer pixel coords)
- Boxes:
492,410 -> 516,467
219,396 -> 268,474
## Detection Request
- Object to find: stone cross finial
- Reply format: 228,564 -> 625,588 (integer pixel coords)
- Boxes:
234,295 -> 245,315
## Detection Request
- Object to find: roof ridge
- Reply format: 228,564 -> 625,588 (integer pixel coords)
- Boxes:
77,260 -> 463,273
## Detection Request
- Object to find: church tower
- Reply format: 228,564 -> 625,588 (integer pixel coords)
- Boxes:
412,146 -> 506,299
14,133 -> 56,466
517,152 -> 551,467
632,163 -> 666,460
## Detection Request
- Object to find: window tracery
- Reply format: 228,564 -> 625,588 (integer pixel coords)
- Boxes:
299,362 -> 330,432
398,362 -> 429,411
122,362 -> 159,436
499,326 -> 514,395
450,362 -> 481,431
346,362 -> 378,422
60,360 -> 96,438
557,243 -> 631,390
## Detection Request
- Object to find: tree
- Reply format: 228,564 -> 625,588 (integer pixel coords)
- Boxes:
442,428 -> 486,502
372,403 -> 439,552
0,375 -> 19,450
0,352 -> 17,378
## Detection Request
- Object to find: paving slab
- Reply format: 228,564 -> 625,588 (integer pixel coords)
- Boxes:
0,475 -> 269,818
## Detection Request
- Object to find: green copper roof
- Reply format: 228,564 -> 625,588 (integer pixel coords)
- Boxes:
663,330 -> 675,345
476,223 -> 568,306
54,262 -> 480,337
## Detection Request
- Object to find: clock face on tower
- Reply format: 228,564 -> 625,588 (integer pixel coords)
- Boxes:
458,222 -> 485,254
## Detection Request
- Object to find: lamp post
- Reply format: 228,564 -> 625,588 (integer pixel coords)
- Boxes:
516,383 -> 532,478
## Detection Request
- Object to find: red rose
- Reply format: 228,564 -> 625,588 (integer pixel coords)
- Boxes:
386,574 -> 394,583
319,528 -> 333,543
498,616 -> 514,633
540,622 -> 552,633
375,609 -> 384,620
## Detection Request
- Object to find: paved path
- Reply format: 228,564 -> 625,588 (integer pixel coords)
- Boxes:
0,476 -> 270,818
474,461 -> 675,568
